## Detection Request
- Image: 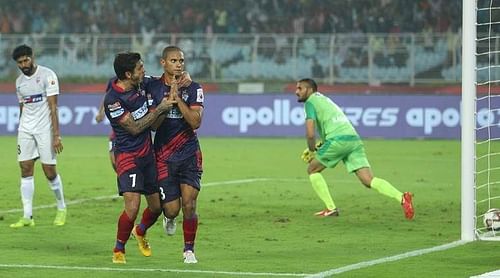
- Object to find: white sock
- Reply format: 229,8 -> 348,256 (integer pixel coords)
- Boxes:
20,176 -> 34,219
48,174 -> 66,210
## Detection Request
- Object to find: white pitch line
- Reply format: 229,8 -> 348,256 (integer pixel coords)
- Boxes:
0,194 -> 119,214
0,264 -> 310,277
0,178 -> 310,215
0,177 -> 467,277
471,269 -> 500,278
305,240 -> 468,277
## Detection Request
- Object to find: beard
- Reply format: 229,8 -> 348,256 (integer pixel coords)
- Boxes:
21,66 -> 33,76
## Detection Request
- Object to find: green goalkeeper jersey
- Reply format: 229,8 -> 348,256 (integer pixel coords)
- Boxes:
304,92 -> 358,141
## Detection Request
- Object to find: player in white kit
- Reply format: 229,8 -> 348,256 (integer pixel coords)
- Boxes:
10,44 -> 67,228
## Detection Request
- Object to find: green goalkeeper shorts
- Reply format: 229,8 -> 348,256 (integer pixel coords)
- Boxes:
315,136 -> 370,173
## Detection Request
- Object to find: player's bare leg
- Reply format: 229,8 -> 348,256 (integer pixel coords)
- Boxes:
163,199 -> 181,236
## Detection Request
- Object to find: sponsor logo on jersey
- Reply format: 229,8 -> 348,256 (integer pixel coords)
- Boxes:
196,88 -> 204,103
107,102 -> 122,111
110,108 -> 125,118
131,101 -> 148,120
166,107 -> 183,119
22,94 -> 43,104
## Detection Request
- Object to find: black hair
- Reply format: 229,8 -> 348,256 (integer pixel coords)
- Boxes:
298,78 -> 318,92
161,45 -> 182,58
12,44 -> 33,61
113,52 -> 142,80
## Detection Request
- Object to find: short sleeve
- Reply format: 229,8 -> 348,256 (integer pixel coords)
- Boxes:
104,94 -> 126,124
305,101 -> 316,120
45,69 -> 60,97
187,82 -> 204,107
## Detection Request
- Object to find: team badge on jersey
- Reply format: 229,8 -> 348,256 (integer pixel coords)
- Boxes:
196,88 -> 204,103
181,90 -> 189,102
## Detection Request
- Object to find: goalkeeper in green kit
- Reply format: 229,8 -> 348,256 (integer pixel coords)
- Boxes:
296,78 -> 414,220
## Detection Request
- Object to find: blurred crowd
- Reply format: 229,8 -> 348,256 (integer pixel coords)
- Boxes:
0,0 -> 461,35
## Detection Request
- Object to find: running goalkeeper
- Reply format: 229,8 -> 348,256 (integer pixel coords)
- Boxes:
295,78 -> 414,220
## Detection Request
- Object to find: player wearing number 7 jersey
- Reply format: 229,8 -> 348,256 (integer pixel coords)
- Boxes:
104,52 -> 175,264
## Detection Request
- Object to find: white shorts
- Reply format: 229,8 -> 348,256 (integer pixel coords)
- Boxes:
17,130 -> 56,164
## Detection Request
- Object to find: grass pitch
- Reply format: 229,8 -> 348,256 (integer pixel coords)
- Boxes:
0,136 -> 497,277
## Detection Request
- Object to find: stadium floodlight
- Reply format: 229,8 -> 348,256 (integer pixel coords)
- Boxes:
464,0 -> 500,241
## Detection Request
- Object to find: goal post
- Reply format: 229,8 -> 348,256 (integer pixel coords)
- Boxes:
464,0 -> 500,240
461,0 -> 476,241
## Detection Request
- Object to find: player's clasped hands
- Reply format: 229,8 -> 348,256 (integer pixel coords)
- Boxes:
158,82 -> 179,112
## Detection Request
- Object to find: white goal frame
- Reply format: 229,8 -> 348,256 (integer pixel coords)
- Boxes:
461,0 -> 476,241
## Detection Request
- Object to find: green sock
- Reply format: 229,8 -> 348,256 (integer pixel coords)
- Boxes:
309,173 -> 336,210
370,177 -> 403,202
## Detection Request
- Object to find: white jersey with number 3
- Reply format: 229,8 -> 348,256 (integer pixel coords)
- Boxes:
16,65 -> 59,134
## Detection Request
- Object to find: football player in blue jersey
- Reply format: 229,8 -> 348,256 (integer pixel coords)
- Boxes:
148,46 -> 204,264
104,52 -> 175,264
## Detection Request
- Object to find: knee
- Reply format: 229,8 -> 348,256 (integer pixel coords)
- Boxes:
164,209 -> 179,219
42,166 -> 57,180
125,206 -> 140,221
150,205 -> 162,215
19,164 -> 33,177
125,210 -> 139,221
163,202 -> 181,218
182,201 -> 196,217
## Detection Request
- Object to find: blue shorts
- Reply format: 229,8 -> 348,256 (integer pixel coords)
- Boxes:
157,151 -> 203,203
115,149 -> 158,196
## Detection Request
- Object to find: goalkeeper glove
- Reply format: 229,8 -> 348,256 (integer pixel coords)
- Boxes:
315,141 -> 323,150
301,148 -> 315,163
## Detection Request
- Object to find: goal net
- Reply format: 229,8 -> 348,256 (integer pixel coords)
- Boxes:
465,0 -> 500,240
